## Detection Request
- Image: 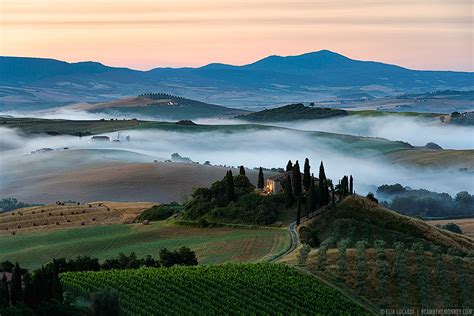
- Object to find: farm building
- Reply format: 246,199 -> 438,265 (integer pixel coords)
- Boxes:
91,135 -> 111,141
0,271 -> 12,282
265,171 -> 318,194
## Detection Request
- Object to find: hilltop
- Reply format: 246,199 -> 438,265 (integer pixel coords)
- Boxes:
68,93 -> 248,120
237,103 -> 347,122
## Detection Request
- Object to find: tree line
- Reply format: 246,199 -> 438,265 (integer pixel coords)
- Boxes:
281,158 -> 354,225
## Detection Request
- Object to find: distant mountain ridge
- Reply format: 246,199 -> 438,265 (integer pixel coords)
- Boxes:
1,50 -> 473,110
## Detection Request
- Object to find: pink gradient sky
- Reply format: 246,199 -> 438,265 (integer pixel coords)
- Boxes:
1,0 -> 473,71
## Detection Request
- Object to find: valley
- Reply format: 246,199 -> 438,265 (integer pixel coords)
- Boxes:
0,50 -> 472,315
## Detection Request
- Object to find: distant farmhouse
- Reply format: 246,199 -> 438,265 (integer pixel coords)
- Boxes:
265,171 -> 318,194
91,135 -> 111,141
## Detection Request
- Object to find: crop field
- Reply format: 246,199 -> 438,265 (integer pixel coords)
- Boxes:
0,222 -> 289,270
0,202 -> 154,234
61,263 -> 368,315
427,218 -> 474,237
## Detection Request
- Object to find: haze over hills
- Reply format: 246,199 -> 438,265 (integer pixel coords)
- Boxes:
1,50 -> 473,110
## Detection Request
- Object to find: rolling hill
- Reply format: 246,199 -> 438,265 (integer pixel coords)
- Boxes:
237,103 -> 347,122
0,221 -> 289,270
1,51 -> 473,109
68,93 -> 248,119
0,201 -> 154,234
299,196 -> 474,254
286,196 -> 474,310
61,264 -> 369,315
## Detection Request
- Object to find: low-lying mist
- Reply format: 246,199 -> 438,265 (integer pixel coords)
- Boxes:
3,108 -> 473,150
197,115 -> 474,150
1,126 -> 472,198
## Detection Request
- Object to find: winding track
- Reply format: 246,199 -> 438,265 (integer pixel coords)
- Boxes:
270,207 -> 326,262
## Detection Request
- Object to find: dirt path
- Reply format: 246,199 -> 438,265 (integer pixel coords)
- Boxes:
270,207 -> 326,262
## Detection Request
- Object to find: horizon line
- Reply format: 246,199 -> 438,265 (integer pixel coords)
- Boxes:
1,50 -> 473,73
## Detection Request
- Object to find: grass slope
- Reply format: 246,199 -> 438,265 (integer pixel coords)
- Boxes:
0,222 -> 289,270
61,263 -> 369,315
300,196 -> 474,253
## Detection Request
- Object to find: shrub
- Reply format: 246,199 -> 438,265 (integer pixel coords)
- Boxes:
138,204 -> 181,222
440,223 -> 462,234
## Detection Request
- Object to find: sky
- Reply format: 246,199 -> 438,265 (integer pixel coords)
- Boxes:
1,0 -> 473,71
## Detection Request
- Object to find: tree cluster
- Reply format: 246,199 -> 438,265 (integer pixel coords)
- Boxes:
184,172 -> 283,225
378,184 -> 474,218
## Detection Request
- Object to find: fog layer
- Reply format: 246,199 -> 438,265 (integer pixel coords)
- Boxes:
1,126 -> 472,198
196,115 -> 474,150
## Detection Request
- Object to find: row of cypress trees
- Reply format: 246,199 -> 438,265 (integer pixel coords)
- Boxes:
283,159 -> 354,224
0,262 -> 63,310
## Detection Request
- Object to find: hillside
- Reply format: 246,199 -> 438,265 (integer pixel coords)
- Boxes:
299,196 -> 474,254
284,245 -> 473,310
61,264 -> 369,315
237,103 -> 347,122
70,93 -> 248,119
2,51 -> 473,109
0,201 -> 154,235
0,222 -> 289,270
286,196 -> 474,310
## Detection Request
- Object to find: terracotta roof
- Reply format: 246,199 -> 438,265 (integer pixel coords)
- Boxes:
0,272 -> 12,282
267,171 -> 318,183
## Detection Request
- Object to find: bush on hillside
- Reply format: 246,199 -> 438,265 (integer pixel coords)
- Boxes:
138,203 -> 182,222
439,223 -> 463,234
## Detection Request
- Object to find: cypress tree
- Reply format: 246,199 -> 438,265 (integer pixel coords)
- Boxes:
318,162 -> 329,206
257,167 -> 264,189
51,261 -> 63,302
303,158 -> 311,192
0,274 -> 9,308
239,165 -> 245,176
283,175 -> 294,208
341,176 -> 349,196
292,161 -> 302,225
307,177 -> 317,216
292,161 -> 302,197
10,262 -> 23,305
225,170 -> 235,202
349,175 -> 354,195
330,182 -> 335,206
23,272 -> 34,307
286,160 -> 293,172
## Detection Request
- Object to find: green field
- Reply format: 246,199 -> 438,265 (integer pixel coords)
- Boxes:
61,263 -> 369,315
0,117 -> 141,135
348,110 -> 441,118
0,222 -> 289,270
